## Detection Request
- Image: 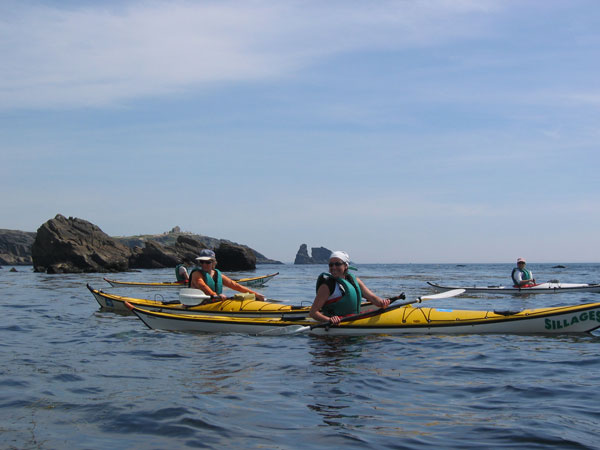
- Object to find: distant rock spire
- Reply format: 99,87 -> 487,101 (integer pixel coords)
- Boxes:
294,244 -> 332,264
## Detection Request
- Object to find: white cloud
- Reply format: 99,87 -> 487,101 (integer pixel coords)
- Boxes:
0,0 -> 500,109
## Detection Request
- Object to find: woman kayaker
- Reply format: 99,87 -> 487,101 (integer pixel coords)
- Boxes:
310,251 -> 390,324
189,249 -> 266,301
175,260 -> 191,283
511,257 -> 536,287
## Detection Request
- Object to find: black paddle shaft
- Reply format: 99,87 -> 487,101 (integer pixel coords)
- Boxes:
315,293 -> 406,331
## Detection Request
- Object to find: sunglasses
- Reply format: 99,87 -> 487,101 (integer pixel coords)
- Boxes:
328,262 -> 346,267
199,260 -> 213,265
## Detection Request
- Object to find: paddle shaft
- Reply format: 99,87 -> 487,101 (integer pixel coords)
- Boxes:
305,289 -> 465,332
311,293 -> 406,331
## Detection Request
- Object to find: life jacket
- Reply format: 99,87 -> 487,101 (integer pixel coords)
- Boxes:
316,272 -> 362,316
511,268 -> 533,287
188,268 -> 223,294
175,264 -> 188,282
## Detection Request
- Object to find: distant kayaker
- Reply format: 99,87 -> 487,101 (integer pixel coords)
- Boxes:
310,251 -> 390,324
511,257 -> 536,287
175,261 -> 190,283
188,249 -> 266,301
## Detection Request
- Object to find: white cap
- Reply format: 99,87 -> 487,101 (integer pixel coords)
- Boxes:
329,251 -> 350,265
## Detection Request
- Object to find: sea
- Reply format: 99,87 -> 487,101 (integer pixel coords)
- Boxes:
1,262 -> 600,449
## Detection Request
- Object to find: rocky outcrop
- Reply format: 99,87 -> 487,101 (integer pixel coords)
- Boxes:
294,244 -> 312,264
311,247 -> 332,264
294,244 -> 332,264
129,235 -> 211,268
31,215 -> 131,273
215,242 -> 256,271
129,240 -> 181,269
252,250 -> 282,265
115,231 -> 281,264
173,235 -> 208,263
0,229 -> 36,265
22,216 -> 280,273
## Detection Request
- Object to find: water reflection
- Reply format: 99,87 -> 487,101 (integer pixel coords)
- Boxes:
306,336 -> 372,429
308,335 -> 367,367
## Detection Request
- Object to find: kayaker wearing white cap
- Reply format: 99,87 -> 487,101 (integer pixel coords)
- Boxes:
188,249 -> 266,301
310,251 -> 390,325
511,257 -> 536,287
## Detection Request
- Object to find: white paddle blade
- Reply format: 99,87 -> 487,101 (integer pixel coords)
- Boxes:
420,288 -> 465,301
179,288 -> 211,306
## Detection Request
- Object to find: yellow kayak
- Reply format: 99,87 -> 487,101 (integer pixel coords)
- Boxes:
87,284 -> 309,319
125,298 -> 600,336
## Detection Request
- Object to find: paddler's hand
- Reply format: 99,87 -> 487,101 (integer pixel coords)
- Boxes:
254,293 -> 266,301
373,297 -> 390,308
329,315 -> 341,325
217,294 -> 227,300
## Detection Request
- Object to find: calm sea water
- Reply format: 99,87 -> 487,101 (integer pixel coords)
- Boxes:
1,263 -> 600,449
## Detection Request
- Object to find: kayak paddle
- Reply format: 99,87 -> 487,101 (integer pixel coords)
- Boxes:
263,288 -> 465,335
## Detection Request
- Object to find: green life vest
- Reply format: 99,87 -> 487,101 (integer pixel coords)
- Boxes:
316,272 -> 362,316
188,268 -> 223,294
511,267 -> 532,286
175,264 -> 187,282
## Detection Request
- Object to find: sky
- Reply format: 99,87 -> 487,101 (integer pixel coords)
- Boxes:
1,0 -> 599,263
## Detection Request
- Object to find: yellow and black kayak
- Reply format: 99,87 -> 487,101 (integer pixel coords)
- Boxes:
125,297 -> 600,336
103,272 -> 279,288
87,284 -> 309,319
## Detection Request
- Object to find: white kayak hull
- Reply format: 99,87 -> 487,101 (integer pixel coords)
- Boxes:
427,281 -> 600,294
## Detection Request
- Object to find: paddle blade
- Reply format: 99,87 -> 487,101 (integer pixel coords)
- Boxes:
420,288 -> 465,301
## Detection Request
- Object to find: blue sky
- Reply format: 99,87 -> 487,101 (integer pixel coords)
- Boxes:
1,0 -> 599,263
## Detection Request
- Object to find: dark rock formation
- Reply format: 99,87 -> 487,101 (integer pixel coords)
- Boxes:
31,214 -> 131,273
294,244 -> 312,264
552,265 -> 567,269
294,244 -> 332,264
0,229 -> 36,265
215,242 -> 256,271
252,250 -> 282,265
23,217 -> 279,273
129,240 -> 181,269
115,230 -> 281,264
311,247 -> 332,264
128,235 -> 211,269
173,235 -> 208,263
